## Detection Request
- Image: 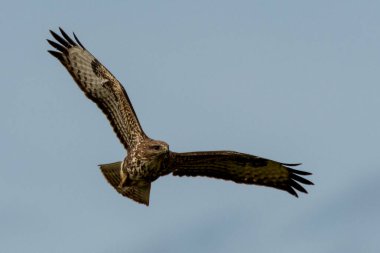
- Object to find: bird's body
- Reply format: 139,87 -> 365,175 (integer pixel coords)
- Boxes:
48,28 -> 313,206
122,139 -> 170,184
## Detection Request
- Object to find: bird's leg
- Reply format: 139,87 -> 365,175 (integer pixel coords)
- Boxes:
119,171 -> 130,189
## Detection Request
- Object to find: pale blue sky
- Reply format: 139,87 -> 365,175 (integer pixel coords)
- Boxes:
1,1 -> 380,252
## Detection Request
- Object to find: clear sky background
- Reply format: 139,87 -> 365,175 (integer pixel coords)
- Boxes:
1,1 -> 379,252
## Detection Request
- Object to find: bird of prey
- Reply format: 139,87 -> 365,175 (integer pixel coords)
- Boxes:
47,28 -> 313,206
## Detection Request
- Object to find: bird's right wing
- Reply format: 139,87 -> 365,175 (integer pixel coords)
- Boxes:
170,151 -> 313,197
47,28 -> 146,150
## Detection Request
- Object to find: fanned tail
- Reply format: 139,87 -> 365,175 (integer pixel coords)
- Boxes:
99,162 -> 151,206
99,162 -> 122,189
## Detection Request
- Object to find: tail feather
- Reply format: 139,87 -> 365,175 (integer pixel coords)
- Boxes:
99,162 -> 151,206
99,162 -> 122,190
121,183 -> 151,206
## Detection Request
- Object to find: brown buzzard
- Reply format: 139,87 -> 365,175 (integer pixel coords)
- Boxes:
47,28 -> 313,206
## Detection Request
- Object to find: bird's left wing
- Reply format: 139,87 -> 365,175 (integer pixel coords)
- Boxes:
47,28 -> 146,150
170,151 -> 313,197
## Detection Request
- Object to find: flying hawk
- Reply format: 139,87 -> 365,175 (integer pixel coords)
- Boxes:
47,28 -> 313,206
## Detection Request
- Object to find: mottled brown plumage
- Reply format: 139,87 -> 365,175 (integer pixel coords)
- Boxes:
48,28 -> 313,206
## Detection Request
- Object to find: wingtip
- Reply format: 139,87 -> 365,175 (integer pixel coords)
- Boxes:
291,191 -> 299,198
286,186 -> 299,197
47,50 -> 63,60
59,27 -> 78,46
47,39 -> 67,53
290,180 -> 308,194
283,162 -> 302,166
49,29 -> 70,48
58,27 -> 66,35
288,167 -> 313,176
73,32 -> 86,49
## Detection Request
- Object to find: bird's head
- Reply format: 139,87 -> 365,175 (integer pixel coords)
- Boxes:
145,139 -> 169,158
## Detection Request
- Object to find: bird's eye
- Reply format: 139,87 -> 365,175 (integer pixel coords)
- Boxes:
152,145 -> 161,150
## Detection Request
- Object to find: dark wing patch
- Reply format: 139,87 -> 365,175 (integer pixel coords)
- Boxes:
170,151 -> 313,197
47,28 -> 147,150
